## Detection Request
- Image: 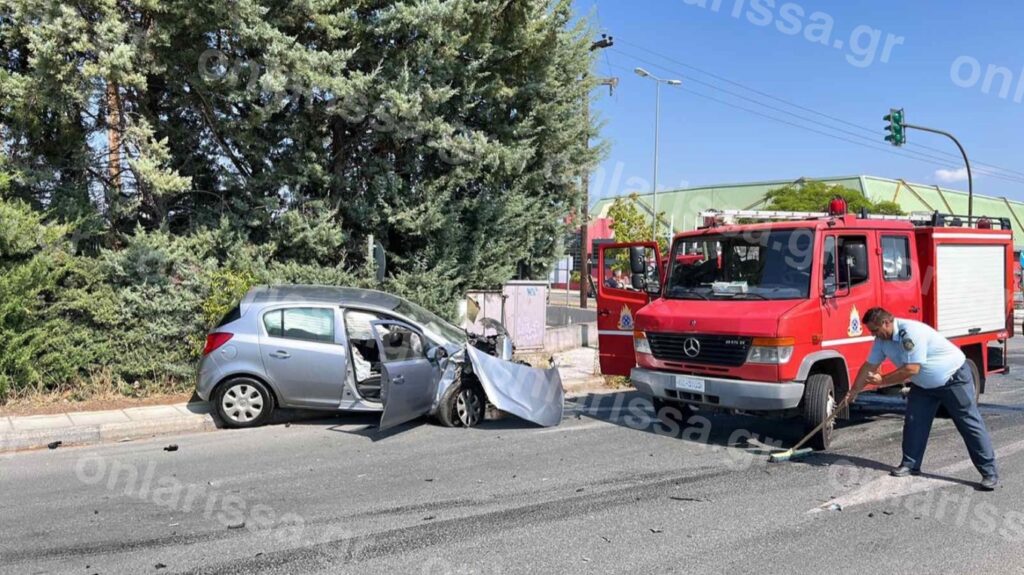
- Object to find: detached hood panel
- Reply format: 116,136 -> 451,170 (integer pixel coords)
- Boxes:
466,346 -> 564,427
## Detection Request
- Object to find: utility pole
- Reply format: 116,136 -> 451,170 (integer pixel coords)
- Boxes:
635,68 -> 682,242
580,34 -> 615,308
884,108 -> 975,224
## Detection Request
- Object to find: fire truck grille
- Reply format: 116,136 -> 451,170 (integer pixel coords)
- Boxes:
646,333 -> 752,367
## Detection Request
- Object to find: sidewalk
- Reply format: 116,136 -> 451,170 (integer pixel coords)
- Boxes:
1,346 -> 615,453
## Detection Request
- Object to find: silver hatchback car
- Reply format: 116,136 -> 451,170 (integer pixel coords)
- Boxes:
197,285 -> 563,430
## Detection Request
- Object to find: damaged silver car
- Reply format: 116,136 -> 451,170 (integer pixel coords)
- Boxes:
196,285 -> 564,430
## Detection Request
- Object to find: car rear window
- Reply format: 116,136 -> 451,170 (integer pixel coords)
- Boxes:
216,305 -> 242,328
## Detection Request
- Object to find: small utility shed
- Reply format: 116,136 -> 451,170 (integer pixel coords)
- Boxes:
591,175 -> 1024,250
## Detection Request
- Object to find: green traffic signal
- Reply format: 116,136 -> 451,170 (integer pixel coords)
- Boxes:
883,108 -> 906,146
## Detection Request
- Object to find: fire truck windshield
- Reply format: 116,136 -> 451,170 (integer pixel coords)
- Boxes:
664,229 -> 814,301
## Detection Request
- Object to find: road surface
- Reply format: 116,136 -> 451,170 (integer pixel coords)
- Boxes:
4,345 -> 1024,574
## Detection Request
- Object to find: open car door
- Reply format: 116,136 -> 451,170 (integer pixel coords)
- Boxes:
597,242 -> 663,376
371,320 -> 439,430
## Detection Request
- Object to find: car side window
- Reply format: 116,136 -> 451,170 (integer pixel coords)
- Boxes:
263,308 -> 335,343
822,236 -> 837,290
881,235 -> 911,281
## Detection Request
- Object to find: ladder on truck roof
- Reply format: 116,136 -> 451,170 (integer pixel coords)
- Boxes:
698,209 -> 1012,230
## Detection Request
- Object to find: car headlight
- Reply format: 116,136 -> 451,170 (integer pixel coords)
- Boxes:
634,331 -> 652,355
747,337 -> 795,364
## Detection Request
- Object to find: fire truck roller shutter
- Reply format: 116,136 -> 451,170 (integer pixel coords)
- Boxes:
935,244 -> 1006,337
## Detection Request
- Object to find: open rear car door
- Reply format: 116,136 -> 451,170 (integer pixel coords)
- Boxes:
596,242 -> 663,376
371,320 -> 439,430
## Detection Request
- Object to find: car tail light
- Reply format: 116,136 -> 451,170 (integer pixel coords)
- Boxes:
203,332 -> 233,356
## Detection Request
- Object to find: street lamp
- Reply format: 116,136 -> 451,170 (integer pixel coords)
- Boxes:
635,67 -> 682,242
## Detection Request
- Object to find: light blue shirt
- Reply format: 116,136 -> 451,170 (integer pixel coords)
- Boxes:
866,318 -> 966,389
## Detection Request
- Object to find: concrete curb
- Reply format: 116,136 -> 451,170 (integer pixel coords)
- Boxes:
0,410 -> 219,453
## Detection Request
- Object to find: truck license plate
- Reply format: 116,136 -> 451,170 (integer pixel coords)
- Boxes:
675,376 -> 705,393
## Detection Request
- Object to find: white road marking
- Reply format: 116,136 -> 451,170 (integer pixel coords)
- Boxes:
808,437 -> 1024,513
536,421 -> 612,434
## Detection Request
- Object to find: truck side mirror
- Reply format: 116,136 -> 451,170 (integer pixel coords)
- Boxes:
823,283 -> 837,298
629,247 -> 646,275
646,279 -> 662,296
631,272 -> 646,290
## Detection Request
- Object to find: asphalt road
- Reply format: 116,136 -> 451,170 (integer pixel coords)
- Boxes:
5,345 -> 1024,574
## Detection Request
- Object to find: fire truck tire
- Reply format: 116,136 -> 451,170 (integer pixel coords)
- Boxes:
652,397 -> 696,427
803,374 -> 836,450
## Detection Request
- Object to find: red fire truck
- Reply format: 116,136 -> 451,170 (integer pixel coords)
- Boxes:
596,201 -> 1014,448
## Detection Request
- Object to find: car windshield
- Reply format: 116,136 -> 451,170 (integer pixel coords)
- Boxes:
665,229 -> 814,301
394,299 -> 468,344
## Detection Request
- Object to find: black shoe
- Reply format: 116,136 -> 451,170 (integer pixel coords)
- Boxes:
978,476 -> 998,491
890,465 -> 921,477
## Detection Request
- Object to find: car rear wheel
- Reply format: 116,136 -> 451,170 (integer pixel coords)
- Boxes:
215,377 -> 274,428
803,374 -> 836,450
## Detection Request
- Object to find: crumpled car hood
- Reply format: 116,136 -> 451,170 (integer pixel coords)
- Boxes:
466,346 -> 564,427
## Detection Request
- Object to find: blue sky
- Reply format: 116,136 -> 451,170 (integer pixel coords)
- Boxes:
579,0 -> 1024,205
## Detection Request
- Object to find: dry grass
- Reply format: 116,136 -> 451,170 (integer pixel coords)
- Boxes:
0,370 -> 195,417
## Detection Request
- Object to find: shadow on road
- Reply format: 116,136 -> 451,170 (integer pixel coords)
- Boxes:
566,390 -> 907,456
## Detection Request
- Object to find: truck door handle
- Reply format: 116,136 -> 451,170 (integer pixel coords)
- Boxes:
598,309 -> 611,317
392,375 -> 405,385
269,350 -> 291,359
909,306 -> 920,314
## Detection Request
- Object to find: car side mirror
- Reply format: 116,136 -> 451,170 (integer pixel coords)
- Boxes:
631,272 -> 646,290
629,247 -> 646,275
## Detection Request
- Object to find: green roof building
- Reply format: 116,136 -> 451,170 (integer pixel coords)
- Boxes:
591,175 -> 1024,248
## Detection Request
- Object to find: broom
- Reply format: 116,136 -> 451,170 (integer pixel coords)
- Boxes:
768,391 -> 855,463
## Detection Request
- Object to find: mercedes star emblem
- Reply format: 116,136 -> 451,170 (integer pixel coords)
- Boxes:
683,337 -> 701,358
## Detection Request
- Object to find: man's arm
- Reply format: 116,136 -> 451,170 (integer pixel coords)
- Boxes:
849,361 -> 881,402
876,364 -> 921,387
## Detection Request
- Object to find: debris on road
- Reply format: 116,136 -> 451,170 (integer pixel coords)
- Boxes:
47,441 -> 62,450
649,528 -> 663,534
826,503 -> 843,512
163,444 -> 178,452
669,496 -> 709,502
155,563 -> 167,569
227,522 -> 246,530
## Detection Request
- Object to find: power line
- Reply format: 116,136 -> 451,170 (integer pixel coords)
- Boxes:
615,38 -> 1024,182
605,57 -> 1024,186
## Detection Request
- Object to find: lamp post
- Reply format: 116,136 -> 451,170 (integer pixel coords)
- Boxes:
635,67 -> 681,242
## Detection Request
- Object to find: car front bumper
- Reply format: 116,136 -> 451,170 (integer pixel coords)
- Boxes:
630,368 -> 805,412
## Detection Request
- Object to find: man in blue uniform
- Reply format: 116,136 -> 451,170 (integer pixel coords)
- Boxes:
850,307 -> 998,491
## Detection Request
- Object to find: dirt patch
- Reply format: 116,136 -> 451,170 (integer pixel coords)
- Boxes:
0,392 -> 196,417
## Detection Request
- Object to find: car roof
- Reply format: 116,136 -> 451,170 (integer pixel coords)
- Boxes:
243,285 -> 403,310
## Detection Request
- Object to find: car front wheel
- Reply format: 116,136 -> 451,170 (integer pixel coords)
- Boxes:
438,376 -> 487,428
215,377 -> 274,428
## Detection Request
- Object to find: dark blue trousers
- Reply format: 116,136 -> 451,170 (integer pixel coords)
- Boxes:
902,362 -> 998,478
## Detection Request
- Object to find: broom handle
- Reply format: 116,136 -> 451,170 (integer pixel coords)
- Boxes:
789,391 -> 855,452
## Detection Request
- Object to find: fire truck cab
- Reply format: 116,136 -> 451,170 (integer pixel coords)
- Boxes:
596,203 -> 1014,448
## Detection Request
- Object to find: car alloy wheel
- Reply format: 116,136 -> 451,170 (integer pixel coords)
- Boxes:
455,387 -> 485,427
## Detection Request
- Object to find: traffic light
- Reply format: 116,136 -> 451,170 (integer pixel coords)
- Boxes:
884,108 -> 906,146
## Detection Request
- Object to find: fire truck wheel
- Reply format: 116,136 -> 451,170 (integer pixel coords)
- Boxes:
803,374 -> 836,450
652,397 -> 696,427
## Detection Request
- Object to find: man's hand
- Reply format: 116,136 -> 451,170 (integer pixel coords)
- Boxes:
866,371 -> 882,385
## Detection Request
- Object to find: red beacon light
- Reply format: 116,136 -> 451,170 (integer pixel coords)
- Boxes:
827,197 -> 848,216
977,217 -> 992,229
